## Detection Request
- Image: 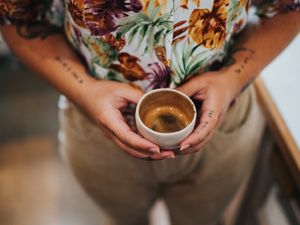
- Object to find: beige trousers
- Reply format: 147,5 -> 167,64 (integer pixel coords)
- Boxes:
58,85 -> 265,225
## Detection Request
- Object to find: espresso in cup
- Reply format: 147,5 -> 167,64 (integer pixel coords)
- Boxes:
141,102 -> 193,133
136,89 -> 196,149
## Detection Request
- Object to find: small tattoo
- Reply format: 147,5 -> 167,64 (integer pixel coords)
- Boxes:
223,47 -> 255,75
235,68 -> 241,74
208,110 -> 214,118
201,121 -> 209,129
55,57 -> 84,84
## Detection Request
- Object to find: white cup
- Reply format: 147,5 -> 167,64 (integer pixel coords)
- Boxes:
135,88 -> 197,149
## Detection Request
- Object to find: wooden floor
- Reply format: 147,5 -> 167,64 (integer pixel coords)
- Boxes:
0,135 -> 103,225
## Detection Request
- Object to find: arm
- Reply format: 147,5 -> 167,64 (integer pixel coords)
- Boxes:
0,25 -> 175,160
226,11 -> 300,93
177,11 -> 300,154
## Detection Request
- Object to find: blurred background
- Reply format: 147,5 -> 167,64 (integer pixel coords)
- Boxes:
0,32 -> 300,225
0,33 -> 169,225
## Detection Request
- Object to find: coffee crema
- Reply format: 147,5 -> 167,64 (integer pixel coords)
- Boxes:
141,105 -> 192,133
138,90 -> 195,133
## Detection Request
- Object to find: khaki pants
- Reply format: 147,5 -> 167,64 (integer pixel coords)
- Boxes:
58,86 -> 265,225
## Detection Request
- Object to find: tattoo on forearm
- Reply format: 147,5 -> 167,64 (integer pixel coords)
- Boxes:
224,47 -> 257,92
232,49 -> 255,75
55,56 -> 84,84
224,48 -> 255,74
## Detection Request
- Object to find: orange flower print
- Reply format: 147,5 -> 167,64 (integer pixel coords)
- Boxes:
0,1 -> 12,15
154,46 -> 170,66
67,0 -> 143,35
67,0 -> 85,28
141,0 -> 168,13
180,0 -> 201,9
89,40 -> 111,65
0,0 -> 47,22
100,34 -> 126,51
110,53 -> 147,81
188,0 -> 229,49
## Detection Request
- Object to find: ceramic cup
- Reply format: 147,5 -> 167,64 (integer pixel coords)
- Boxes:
135,88 -> 197,149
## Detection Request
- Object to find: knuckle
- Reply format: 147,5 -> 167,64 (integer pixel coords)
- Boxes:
118,135 -> 131,146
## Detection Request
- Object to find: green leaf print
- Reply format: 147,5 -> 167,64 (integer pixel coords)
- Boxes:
117,0 -> 173,53
82,36 -> 118,67
172,41 -> 209,85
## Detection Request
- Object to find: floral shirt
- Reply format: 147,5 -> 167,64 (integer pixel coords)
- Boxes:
1,0 -> 299,92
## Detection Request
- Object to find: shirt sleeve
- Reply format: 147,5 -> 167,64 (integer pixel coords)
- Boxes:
0,0 -> 64,29
253,0 -> 300,17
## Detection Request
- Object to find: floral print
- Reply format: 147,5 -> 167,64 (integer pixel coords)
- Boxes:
187,0 -> 229,49
1,0 -> 299,91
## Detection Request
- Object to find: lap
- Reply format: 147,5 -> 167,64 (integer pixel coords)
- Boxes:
58,96 -> 158,225
163,86 -> 265,225
57,85 -> 265,225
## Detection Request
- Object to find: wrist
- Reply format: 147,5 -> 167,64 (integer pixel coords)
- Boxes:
220,67 -> 244,99
66,74 -> 98,108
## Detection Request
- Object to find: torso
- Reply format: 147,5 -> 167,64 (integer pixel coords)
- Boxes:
64,0 -> 250,91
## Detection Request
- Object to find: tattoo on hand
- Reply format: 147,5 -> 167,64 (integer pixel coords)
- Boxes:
208,110 -> 214,118
201,121 -> 209,129
55,56 -> 84,84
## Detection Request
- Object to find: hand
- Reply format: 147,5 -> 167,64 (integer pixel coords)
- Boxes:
77,80 -> 175,160
176,70 -> 241,155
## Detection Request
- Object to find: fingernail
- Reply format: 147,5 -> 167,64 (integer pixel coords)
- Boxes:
180,144 -> 190,151
149,147 -> 160,153
167,154 -> 175,159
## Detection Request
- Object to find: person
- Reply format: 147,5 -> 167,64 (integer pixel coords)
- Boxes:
1,1 -> 299,224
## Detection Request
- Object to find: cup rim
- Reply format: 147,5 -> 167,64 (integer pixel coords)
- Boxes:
135,88 -> 197,136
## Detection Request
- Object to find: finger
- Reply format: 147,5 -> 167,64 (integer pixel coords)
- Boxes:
100,120 -> 159,157
101,107 -> 161,154
180,130 -> 215,155
100,125 -> 152,159
111,135 -> 175,160
180,110 -> 226,154
180,100 -> 221,150
176,81 -> 202,97
180,109 -> 218,149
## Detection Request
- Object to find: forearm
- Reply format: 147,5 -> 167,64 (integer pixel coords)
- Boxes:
0,25 -> 96,107
223,11 -> 300,95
